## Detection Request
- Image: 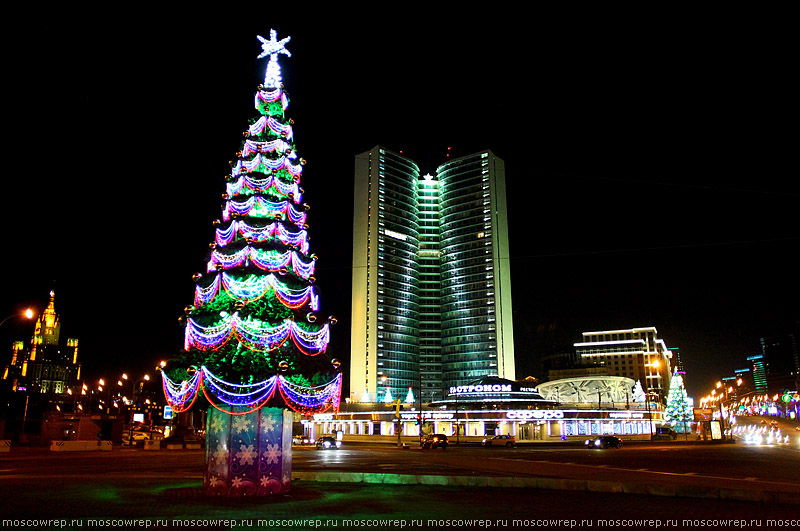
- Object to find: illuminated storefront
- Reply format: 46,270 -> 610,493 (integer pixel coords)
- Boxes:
302,376 -> 662,442
302,407 -> 660,442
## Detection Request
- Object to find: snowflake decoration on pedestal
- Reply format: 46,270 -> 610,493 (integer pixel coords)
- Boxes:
232,476 -> 244,488
236,444 -> 256,466
209,414 -> 226,434
213,444 -> 228,465
263,443 -> 282,465
261,415 -> 277,434
232,416 -> 252,434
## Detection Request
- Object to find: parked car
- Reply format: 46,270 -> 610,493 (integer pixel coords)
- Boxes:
315,436 -> 341,449
481,434 -> 516,447
420,434 -> 448,449
123,431 -> 151,442
654,427 -> 678,441
123,426 -> 164,442
584,436 -> 623,449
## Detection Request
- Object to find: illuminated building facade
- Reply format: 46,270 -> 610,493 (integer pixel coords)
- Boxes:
747,354 -> 768,392
574,327 -> 673,402
304,375 -> 661,443
351,146 -> 515,404
2,291 -> 80,395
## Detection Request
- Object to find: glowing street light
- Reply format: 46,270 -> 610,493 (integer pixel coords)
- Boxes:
0,308 -> 35,328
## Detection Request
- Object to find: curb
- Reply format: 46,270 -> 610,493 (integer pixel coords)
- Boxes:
291,471 -> 800,505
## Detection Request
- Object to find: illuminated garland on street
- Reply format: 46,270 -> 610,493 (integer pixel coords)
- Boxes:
241,138 -> 293,157
162,367 -> 341,414
278,373 -> 342,414
254,88 -> 289,110
222,197 -> 307,225
206,248 -> 316,278
226,174 -> 302,203
215,221 -> 309,253
184,314 -> 329,354
194,272 -> 319,310
233,153 -> 303,178
161,369 -> 202,413
248,115 -> 293,140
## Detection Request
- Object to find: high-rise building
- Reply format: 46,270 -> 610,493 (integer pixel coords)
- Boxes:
351,146 -> 515,404
574,327 -> 673,402
2,291 -> 80,395
747,353 -> 769,393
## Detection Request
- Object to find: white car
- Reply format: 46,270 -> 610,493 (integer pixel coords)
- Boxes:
481,435 -> 516,447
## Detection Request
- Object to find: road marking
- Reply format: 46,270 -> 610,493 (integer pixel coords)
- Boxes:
482,457 -> 800,488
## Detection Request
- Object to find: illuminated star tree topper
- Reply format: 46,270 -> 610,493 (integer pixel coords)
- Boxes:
257,30 -> 292,88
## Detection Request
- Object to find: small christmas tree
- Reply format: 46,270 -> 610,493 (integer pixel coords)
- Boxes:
161,30 -> 341,497
632,380 -> 646,402
662,370 -> 692,433
404,387 -> 415,404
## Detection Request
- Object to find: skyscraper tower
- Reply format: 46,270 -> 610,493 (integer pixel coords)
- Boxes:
2,291 -> 80,394
351,146 -> 515,404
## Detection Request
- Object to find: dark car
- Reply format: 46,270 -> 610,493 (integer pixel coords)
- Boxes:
654,427 -> 678,441
584,435 -> 623,449
420,434 -> 448,449
315,436 -> 341,449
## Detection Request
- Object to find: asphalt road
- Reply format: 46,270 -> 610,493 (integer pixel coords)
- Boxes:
297,436 -> 800,490
1,436 -> 798,530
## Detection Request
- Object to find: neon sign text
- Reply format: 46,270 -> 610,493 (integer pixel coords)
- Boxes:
506,410 -> 564,420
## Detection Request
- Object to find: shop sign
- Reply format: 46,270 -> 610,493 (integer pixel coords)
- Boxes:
506,410 -> 564,420
400,412 -> 454,420
450,384 -> 512,395
608,411 -> 644,419
314,413 -> 334,421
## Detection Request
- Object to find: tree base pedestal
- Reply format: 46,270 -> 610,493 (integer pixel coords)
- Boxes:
204,406 -> 293,496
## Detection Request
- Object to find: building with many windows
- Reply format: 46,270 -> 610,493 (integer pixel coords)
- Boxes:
2,291 -> 80,395
351,146 -> 514,404
574,327 -> 673,402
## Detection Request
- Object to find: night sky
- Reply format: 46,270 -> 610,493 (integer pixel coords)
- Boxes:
2,10 -> 796,400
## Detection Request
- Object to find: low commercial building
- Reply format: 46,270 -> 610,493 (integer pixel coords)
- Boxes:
302,376 -> 662,443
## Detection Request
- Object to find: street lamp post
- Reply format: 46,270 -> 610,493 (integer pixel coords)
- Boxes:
643,360 -> 661,441
1,308 -> 34,443
0,308 -> 34,328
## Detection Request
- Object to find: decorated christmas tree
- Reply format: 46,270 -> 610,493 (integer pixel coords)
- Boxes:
662,370 -> 692,433
161,30 -> 341,496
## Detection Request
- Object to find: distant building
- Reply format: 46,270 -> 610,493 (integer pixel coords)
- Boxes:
2,291 -> 80,395
747,354 -> 768,393
574,327 -> 673,402
759,333 -> 799,393
350,146 -> 515,404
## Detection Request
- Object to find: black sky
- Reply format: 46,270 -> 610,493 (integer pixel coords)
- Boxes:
1,9 -> 796,399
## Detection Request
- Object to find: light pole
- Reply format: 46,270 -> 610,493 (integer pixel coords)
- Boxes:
644,360 -> 661,441
0,308 -> 34,328
2,308 -> 34,443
